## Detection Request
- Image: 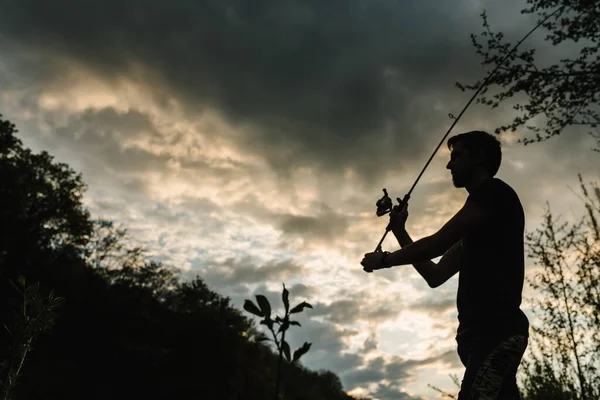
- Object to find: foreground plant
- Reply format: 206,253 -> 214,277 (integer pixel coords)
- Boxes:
244,283 -> 312,400
0,277 -> 65,400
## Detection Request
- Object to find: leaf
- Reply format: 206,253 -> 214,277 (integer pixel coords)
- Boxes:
289,321 -> 301,327
49,297 -> 66,310
293,342 -> 312,362
243,300 -> 263,317
282,340 -> 291,362
278,319 -> 290,333
290,301 -> 313,314
260,317 -> 273,330
255,295 -> 271,319
282,283 -> 289,314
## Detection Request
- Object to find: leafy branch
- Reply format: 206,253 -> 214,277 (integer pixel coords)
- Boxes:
0,276 -> 65,400
243,283 -> 313,400
457,4 -> 600,150
428,373 -> 460,399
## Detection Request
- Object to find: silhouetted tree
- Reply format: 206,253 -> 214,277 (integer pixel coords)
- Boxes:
519,175 -> 600,400
459,1 -> 600,150
0,277 -> 64,400
0,113 -> 93,397
84,219 -> 145,271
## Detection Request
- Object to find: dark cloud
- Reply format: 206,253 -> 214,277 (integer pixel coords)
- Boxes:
362,334 -> 378,352
279,214 -> 347,243
385,358 -> 420,380
309,291 -> 402,324
409,296 -> 455,318
231,194 -> 353,245
311,299 -> 362,324
3,0 -> 590,204
344,356 -> 387,386
372,384 -> 424,400
285,283 -> 317,300
0,0 -> 519,184
433,349 -> 463,370
201,256 -> 307,287
0,104 -> 238,203
49,107 -> 239,180
343,350 -> 453,397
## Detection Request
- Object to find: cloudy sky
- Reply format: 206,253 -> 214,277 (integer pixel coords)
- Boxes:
0,0 -> 598,398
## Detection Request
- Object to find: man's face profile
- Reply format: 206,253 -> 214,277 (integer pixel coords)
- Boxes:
447,142 -> 472,188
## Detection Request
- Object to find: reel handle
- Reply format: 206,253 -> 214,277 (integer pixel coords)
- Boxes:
392,194 -> 411,216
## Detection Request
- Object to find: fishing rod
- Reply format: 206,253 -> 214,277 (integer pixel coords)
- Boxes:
372,6 -> 564,253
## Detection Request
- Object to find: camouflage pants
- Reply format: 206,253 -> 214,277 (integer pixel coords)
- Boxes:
457,334 -> 528,400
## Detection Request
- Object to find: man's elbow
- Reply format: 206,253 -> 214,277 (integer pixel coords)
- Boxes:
428,261 -> 453,288
426,269 -> 442,289
428,277 -> 442,289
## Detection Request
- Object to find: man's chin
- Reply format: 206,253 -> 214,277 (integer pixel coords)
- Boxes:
452,178 -> 464,188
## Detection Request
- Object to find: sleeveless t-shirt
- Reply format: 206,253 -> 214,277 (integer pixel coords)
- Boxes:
456,177 -> 529,343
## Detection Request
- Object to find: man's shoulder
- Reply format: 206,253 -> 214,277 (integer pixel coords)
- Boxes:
493,178 -> 522,201
486,178 -> 520,199
489,177 -> 509,189
468,178 -> 524,217
489,178 -> 525,226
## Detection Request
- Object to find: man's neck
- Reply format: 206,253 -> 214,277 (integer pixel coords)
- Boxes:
466,171 -> 492,194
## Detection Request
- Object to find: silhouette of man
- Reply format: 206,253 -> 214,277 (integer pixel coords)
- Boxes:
361,131 -> 529,399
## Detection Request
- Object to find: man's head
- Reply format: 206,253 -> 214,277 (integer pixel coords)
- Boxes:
446,131 -> 502,188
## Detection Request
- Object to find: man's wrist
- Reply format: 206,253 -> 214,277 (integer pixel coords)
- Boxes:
391,225 -> 406,233
381,251 -> 393,268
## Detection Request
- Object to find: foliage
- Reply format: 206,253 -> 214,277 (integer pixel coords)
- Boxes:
428,374 -> 461,399
519,174 -> 600,400
244,284 -> 313,400
244,285 -> 313,363
84,219 -> 145,271
0,277 -> 64,400
458,1 -> 600,150
0,115 -> 92,302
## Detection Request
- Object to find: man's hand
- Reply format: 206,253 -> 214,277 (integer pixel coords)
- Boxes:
361,251 -> 390,273
389,201 -> 409,233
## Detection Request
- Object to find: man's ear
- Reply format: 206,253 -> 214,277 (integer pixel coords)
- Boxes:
472,149 -> 486,165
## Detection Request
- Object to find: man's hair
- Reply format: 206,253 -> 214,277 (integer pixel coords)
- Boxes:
446,131 -> 502,176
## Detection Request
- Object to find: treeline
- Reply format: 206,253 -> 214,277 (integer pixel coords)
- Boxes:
0,114 -> 364,400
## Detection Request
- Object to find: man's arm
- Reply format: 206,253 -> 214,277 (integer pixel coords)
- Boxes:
393,229 -> 461,288
381,199 -> 487,268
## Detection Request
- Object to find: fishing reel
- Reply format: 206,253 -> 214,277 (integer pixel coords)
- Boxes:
376,189 -> 393,216
375,188 -> 408,217
373,189 -> 410,253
